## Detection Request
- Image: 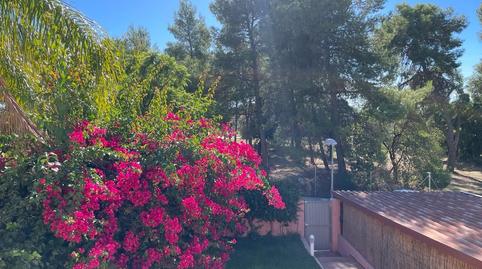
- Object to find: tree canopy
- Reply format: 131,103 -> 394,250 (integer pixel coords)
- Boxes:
0,0 -> 120,142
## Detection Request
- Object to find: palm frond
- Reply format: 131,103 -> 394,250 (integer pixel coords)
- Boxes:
0,0 -> 121,135
0,49 -> 39,100
0,0 -> 111,69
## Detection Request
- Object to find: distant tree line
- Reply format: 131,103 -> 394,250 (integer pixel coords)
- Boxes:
160,0 -> 482,189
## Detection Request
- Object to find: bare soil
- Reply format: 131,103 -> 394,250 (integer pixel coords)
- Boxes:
267,145 -> 333,197
446,163 -> 482,195
268,145 -> 482,196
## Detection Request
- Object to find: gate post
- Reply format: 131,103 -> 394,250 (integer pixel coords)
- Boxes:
297,200 -> 305,237
330,198 -> 341,252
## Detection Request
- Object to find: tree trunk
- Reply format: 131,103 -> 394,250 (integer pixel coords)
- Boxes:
289,87 -> 302,149
293,122 -> 302,149
335,140 -> 347,176
389,154 -> 399,186
247,15 -> 267,168
308,136 -> 315,165
444,110 -> 458,172
318,140 -> 330,171
234,109 -> 239,142
246,110 -> 253,146
329,90 -> 347,176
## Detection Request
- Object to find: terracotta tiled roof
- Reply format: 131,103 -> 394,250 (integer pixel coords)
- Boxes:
333,191 -> 482,266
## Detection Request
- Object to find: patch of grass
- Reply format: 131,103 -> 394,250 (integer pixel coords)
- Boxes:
226,235 -> 319,269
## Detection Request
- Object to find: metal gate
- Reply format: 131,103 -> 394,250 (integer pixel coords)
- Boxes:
304,197 -> 331,250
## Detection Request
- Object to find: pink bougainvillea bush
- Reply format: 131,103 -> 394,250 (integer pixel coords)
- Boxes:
37,113 -> 285,269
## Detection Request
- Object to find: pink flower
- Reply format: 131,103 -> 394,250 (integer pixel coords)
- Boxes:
178,251 -> 194,269
264,187 -> 286,209
164,217 -> 182,244
123,231 -> 140,253
87,258 -> 100,269
73,262 -> 87,269
142,248 -> 163,268
68,130 -> 85,145
140,207 -> 164,227
165,112 -> 180,121
199,118 -> 209,128
40,116 -> 286,269
182,197 -> 202,219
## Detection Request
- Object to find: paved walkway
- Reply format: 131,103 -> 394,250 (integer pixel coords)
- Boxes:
315,252 -> 363,269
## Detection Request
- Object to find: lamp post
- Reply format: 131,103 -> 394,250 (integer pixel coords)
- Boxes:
324,138 -> 337,197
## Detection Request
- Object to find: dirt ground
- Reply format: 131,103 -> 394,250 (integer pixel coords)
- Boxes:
267,145 -> 482,196
267,145 -> 336,197
446,163 -> 482,195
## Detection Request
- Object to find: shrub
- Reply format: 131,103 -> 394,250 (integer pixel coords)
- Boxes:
36,113 -> 284,269
243,178 -> 301,224
0,138 -> 69,268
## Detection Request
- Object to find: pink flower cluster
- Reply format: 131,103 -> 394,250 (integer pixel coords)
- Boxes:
40,114 -> 285,269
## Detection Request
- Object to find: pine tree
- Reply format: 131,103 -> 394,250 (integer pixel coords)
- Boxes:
211,0 -> 270,167
376,4 -> 467,171
166,0 -> 212,93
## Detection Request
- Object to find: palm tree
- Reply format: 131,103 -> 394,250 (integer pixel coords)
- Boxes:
0,0 -> 118,139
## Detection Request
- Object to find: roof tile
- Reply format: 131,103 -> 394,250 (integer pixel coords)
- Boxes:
333,191 -> 482,264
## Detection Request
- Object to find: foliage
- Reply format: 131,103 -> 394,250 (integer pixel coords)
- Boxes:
0,0 -> 121,143
3,6 -> 482,269
36,113 -> 284,269
114,23 -> 217,130
0,134 -> 46,178
166,0 -> 212,93
211,0 -> 272,166
112,51 -> 216,131
458,94 -> 482,164
350,85 -> 450,189
244,178 -> 301,223
469,63 -> 482,102
5,0 -> 476,195
460,5 -> 482,164
479,3 -> 482,38
376,3 -> 467,171
121,26 -> 152,53
167,0 -> 211,62
266,0 -> 385,174
0,142 -> 70,268
376,3 -> 466,89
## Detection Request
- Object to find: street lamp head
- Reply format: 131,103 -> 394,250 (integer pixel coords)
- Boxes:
324,138 -> 337,146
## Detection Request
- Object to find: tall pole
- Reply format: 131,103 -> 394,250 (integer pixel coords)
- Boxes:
428,172 -> 432,192
324,138 -> 337,198
314,164 -> 317,196
330,145 -> 334,196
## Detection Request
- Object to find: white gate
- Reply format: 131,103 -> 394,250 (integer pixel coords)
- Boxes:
304,197 -> 331,250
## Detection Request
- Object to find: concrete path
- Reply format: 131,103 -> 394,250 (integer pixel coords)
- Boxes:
315,252 -> 363,269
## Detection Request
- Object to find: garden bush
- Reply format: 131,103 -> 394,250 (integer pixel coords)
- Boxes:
0,135 -> 70,268
34,113 -> 284,269
243,178 -> 301,224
